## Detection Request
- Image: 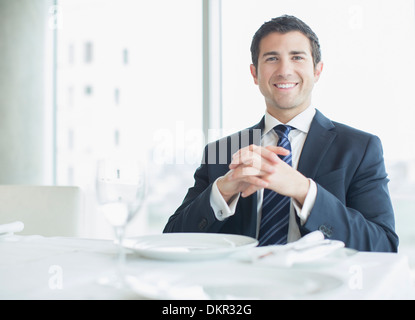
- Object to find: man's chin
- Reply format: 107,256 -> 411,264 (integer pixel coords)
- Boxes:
269,104 -> 299,111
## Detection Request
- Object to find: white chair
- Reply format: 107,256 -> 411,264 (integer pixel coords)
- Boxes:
0,185 -> 84,237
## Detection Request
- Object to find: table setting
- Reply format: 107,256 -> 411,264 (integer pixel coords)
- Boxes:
1,157 -> 414,300
1,224 -> 414,300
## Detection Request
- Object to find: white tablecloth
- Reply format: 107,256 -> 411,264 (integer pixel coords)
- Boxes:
0,235 -> 414,300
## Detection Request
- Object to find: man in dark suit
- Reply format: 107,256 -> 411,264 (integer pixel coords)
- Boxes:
163,15 -> 398,252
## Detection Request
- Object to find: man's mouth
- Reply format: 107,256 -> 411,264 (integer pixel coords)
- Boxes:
274,83 -> 298,89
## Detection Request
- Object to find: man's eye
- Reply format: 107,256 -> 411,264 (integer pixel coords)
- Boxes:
293,56 -> 304,61
266,57 -> 277,62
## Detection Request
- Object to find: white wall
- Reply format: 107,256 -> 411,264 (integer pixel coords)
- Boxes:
0,0 -> 54,184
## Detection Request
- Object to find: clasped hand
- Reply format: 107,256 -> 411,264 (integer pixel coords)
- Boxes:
216,144 -> 309,206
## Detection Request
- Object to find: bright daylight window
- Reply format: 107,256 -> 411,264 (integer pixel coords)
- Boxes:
56,0 -> 203,238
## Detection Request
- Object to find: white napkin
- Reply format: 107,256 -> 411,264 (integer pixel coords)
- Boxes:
0,221 -> 24,235
237,231 -> 345,267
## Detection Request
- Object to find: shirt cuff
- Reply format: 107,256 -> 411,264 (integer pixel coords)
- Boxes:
292,178 -> 317,225
210,178 -> 240,221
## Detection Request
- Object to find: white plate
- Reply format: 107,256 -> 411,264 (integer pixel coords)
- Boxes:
125,264 -> 344,300
123,233 -> 258,261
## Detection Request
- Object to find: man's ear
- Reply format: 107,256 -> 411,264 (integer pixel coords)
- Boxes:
314,61 -> 324,83
250,64 -> 259,85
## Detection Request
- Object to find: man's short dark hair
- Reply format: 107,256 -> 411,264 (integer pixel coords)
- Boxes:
250,15 -> 322,69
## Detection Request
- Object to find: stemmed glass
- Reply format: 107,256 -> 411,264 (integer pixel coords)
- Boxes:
96,157 -> 146,286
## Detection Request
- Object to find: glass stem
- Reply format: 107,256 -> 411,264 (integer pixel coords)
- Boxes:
114,226 -> 126,274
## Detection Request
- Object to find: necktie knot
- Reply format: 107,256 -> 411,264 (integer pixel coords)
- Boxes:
273,125 -> 294,160
273,124 -> 294,140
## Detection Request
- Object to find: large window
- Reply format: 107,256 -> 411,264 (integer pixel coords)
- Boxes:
56,0 -> 203,238
55,0 -> 415,260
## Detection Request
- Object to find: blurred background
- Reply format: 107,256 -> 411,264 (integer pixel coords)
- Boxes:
0,0 -> 414,265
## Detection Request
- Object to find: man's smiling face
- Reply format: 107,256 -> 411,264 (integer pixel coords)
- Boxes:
250,31 -> 323,122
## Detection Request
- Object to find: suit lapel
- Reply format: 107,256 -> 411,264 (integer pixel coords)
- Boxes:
241,116 -> 264,146
234,111 -> 336,237
297,110 -> 337,179
235,117 -> 264,237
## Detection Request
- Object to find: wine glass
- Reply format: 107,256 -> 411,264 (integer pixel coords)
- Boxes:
96,157 -> 146,286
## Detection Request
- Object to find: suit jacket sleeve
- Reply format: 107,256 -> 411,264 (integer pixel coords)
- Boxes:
300,134 -> 398,252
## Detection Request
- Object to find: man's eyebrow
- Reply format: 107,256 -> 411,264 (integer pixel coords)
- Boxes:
262,50 -> 308,57
262,51 -> 280,57
290,50 -> 307,55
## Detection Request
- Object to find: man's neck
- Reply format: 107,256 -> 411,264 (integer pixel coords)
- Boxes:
266,104 -> 310,124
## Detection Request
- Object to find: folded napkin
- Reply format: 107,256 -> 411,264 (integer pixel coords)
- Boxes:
0,221 -> 24,235
237,231 -> 346,267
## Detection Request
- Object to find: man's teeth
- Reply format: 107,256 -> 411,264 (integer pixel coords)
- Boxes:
276,83 -> 296,89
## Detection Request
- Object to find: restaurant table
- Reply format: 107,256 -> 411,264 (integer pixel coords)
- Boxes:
1,235 -> 414,300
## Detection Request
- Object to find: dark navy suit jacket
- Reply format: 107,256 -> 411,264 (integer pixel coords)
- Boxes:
163,110 -> 399,252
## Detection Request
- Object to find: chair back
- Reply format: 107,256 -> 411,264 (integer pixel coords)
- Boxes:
0,185 -> 83,237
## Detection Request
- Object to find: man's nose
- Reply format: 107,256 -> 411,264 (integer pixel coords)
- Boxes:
276,58 -> 293,77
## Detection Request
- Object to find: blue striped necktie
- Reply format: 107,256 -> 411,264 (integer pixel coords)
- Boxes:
258,124 -> 294,246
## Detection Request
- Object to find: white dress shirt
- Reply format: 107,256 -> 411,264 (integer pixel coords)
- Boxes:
210,106 -> 318,243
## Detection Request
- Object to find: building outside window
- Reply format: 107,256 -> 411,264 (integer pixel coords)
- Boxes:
56,0 -> 203,238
